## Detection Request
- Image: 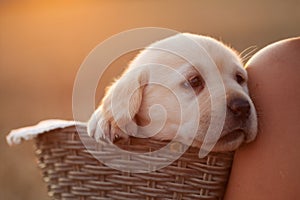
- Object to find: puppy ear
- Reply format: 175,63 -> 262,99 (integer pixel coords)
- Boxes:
87,67 -> 148,142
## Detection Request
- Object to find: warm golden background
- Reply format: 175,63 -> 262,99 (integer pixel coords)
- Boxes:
0,0 -> 299,199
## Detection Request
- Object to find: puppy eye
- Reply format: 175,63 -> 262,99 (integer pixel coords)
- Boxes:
189,76 -> 203,87
187,75 -> 205,90
236,74 -> 245,84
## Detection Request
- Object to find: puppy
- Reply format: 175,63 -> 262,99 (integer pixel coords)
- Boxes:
87,33 -> 258,152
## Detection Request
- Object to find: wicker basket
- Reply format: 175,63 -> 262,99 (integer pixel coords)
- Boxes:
34,124 -> 234,200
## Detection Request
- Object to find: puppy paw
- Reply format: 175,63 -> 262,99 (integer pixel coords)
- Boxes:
87,108 -> 129,143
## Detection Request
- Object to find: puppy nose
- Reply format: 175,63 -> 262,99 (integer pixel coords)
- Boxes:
228,98 -> 251,119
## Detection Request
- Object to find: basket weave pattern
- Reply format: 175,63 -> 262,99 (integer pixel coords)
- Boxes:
35,125 -> 233,200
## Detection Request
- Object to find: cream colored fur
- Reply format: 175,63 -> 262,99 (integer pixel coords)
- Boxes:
87,33 -> 257,151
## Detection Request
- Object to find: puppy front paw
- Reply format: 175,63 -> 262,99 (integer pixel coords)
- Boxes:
87,109 -> 109,142
87,108 -> 129,143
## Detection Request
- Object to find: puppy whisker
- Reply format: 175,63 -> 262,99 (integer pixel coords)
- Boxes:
240,46 -> 257,63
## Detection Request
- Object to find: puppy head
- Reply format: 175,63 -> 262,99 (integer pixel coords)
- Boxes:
88,33 -> 258,152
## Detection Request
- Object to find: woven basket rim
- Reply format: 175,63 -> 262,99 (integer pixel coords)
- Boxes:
34,125 -> 234,200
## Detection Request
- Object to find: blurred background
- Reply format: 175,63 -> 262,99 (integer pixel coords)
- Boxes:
0,0 -> 299,199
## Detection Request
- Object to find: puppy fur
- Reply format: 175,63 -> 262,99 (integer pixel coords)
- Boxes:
88,33 -> 258,152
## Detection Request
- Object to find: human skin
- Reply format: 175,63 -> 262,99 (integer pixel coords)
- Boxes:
224,37 -> 300,200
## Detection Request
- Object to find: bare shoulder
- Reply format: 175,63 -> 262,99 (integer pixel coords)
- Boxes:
225,37 -> 300,200
247,37 -> 300,69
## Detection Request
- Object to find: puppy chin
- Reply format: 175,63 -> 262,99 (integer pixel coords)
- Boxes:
212,130 -> 245,151
192,130 -> 245,152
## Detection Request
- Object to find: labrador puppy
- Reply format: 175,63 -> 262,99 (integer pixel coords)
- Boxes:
87,33 -> 258,152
